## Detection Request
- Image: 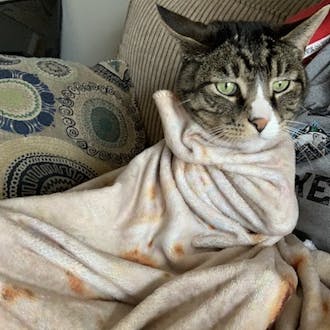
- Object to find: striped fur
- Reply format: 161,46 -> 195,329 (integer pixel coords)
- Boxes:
118,0 -> 320,145
173,21 -> 306,144
158,6 -> 327,147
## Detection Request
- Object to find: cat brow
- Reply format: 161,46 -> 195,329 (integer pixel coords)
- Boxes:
211,75 -> 238,81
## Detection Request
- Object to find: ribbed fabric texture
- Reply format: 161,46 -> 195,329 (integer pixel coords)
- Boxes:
118,0 -> 320,145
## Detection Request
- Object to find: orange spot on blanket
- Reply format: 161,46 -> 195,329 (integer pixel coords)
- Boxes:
122,249 -> 156,268
268,277 -> 295,325
250,233 -> 265,243
66,271 -> 85,295
2,285 -> 34,302
148,186 -> 157,200
185,163 -> 194,172
292,255 -> 306,270
323,302 -> 329,313
174,243 -> 184,256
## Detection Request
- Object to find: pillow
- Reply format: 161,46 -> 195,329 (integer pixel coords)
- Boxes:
0,55 -> 145,198
282,0 -> 329,252
292,44 -> 330,252
118,0 -> 320,145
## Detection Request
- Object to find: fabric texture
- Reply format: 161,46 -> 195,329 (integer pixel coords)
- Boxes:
291,44 -> 330,252
118,0 -> 320,145
0,91 -> 328,329
0,90 -> 299,259
0,56 -> 145,198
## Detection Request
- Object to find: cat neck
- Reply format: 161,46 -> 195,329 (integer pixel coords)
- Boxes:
153,90 -> 293,166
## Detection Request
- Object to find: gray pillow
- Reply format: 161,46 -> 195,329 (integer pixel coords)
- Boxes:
292,44 -> 330,252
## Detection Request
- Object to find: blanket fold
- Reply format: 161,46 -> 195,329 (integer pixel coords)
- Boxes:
0,91 -> 298,269
0,91 -> 328,329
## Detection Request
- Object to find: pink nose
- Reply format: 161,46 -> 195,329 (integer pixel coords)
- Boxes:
249,118 -> 269,133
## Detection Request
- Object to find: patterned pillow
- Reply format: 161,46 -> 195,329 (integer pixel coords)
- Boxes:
0,55 -> 145,198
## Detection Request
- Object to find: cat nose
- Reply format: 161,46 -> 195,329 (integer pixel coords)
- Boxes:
248,117 -> 268,133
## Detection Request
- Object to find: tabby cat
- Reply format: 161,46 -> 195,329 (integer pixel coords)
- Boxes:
157,5 -> 327,151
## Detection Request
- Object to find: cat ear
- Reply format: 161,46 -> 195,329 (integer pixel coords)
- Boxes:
280,5 -> 329,51
157,5 -> 210,50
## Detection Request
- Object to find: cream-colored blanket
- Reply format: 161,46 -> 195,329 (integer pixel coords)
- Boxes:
0,91 -> 329,329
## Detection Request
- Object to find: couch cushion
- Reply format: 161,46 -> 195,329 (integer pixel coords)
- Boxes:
118,0 -> 320,145
0,55 -> 145,198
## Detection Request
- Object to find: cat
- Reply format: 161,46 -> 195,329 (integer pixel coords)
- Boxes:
156,5 -> 328,251
157,5 -> 327,152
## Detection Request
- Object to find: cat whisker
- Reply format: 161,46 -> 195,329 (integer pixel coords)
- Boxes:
284,127 -> 303,134
297,105 -> 310,115
311,143 -> 327,156
309,144 -> 329,163
208,133 -> 227,140
208,126 -> 226,134
283,126 -> 298,132
306,146 -> 321,161
206,131 -> 235,145
178,99 -> 191,105
208,130 -> 226,137
285,131 -> 299,137
207,130 -> 226,137
207,133 -> 227,144
284,120 -> 306,127
207,132 -> 227,141
206,131 -> 227,141
283,127 -> 302,137
281,122 -> 301,131
296,145 -> 314,170
285,129 -> 302,137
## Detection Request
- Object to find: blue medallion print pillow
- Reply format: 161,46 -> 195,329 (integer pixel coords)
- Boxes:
0,55 -> 145,198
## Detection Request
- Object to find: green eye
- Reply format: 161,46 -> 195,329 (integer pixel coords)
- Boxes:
272,80 -> 290,93
215,82 -> 238,96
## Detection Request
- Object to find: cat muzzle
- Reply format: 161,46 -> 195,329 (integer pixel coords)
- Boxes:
248,117 -> 269,133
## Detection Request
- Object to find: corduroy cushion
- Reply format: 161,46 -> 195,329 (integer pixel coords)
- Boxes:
0,55 -> 145,198
118,0 -> 320,145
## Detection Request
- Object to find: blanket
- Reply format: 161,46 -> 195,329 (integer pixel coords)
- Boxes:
0,91 -> 329,329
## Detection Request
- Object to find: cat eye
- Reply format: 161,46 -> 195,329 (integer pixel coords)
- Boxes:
272,80 -> 290,93
215,82 -> 238,96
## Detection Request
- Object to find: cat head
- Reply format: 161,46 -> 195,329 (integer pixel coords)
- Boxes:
157,5 -> 328,150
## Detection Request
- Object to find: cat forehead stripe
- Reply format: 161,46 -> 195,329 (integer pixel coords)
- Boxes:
250,83 -> 273,120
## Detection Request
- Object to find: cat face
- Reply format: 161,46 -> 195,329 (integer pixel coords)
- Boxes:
158,6 -> 327,148
176,31 -> 305,143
